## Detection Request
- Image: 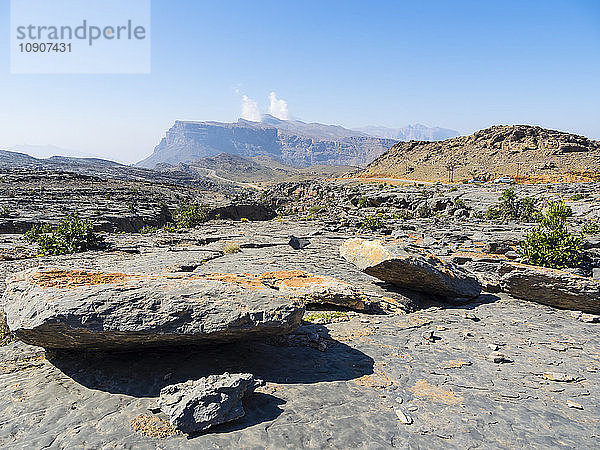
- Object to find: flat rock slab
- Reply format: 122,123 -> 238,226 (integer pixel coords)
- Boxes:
500,262 -> 600,314
340,238 -> 482,300
2,268 -> 305,350
158,373 -> 263,434
1,295 -> 599,448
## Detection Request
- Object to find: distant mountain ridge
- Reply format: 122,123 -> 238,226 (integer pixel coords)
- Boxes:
354,124 -> 460,141
361,125 -> 600,182
138,116 -> 397,168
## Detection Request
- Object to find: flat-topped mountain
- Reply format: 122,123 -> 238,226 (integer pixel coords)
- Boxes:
138,116 -> 398,168
361,125 -> 600,182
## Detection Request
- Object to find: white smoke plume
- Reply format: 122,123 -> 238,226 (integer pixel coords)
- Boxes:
269,92 -> 290,120
241,95 -> 261,122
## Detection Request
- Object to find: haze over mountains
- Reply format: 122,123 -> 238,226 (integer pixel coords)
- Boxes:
137,116 -> 458,169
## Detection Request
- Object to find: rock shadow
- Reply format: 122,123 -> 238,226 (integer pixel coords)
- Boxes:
48,325 -> 375,399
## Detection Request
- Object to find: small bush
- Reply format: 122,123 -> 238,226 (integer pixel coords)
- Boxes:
485,188 -> 539,222
240,217 -> 249,223
25,213 -> 101,256
583,220 -> 600,235
0,312 -> 10,346
453,198 -> 466,210
174,202 -> 209,228
303,311 -> 349,324
357,196 -> 369,208
308,205 -> 326,214
570,193 -> 585,201
517,200 -> 582,269
360,215 -> 385,231
391,209 -> 414,220
416,203 -> 431,218
0,206 -> 10,218
162,223 -> 177,232
140,225 -> 158,234
223,242 -> 241,254
449,187 -> 458,192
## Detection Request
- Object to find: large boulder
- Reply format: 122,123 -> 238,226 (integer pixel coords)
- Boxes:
499,263 -> 600,314
340,238 -> 482,300
2,268 -> 305,350
158,372 -> 263,434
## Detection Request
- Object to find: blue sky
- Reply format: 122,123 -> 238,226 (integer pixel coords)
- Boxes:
0,0 -> 599,163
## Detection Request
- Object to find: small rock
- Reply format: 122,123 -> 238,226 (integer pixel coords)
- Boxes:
488,352 -> 510,363
407,406 -> 418,412
566,400 -> 584,410
288,235 -> 310,250
487,344 -> 499,351
421,329 -> 436,342
463,311 -> 480,322
542,372 -> 580,382
504,251 -> 519,260
395,409 -> 413,425
580,313 -> 600,323
158,372 -> 264,434
395,397 -> 403,404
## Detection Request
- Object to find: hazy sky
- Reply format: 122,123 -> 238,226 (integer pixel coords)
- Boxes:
1,0 -> 599,163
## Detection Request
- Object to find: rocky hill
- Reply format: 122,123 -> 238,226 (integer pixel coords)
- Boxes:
138,117 -> 398,168
360,125 -> 600,182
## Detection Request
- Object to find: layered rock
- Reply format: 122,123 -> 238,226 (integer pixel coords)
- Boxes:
340,238 -> 482,300
2,268 -> 305,350
499,263 -> 600,314
158,373 -> 263,434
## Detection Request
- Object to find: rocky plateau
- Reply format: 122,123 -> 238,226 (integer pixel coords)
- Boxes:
0,164 -> 599,448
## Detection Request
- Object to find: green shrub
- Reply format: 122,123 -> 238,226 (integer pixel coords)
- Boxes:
449,187 -> 458,192
223,242 -> 241,254
25,213 -> 101,256
140,225 -> 158,234
303,311 -> 348,324
485,188 -> 539,222
174,202 -> 209,228
416,203 -> 431,218
583,220 -> 600,235
517,200 -> 582,269
0,312 -> 10,346
360,214 -> 385,231
570,193 -> 585,201
453,198 -> 466,210
0,206 -> 10,218
240,217 -> 249,223
162,223 -> 178,232
391,209 -> 414,220
357,196 -> 369,208
308,205 -> 326,214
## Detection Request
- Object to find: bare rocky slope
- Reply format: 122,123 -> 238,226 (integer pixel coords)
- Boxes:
361,125 -> 600,182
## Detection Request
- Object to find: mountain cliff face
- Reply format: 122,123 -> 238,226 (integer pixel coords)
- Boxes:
361,125 -> 600,182
138,117 -> 397,168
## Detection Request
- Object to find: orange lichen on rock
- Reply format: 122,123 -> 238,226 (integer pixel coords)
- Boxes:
192,270 -> 346,291
192,273 -> 265,290
32,269 -> 130,289
260,270 -> 334,288
409,379 -> 463,405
